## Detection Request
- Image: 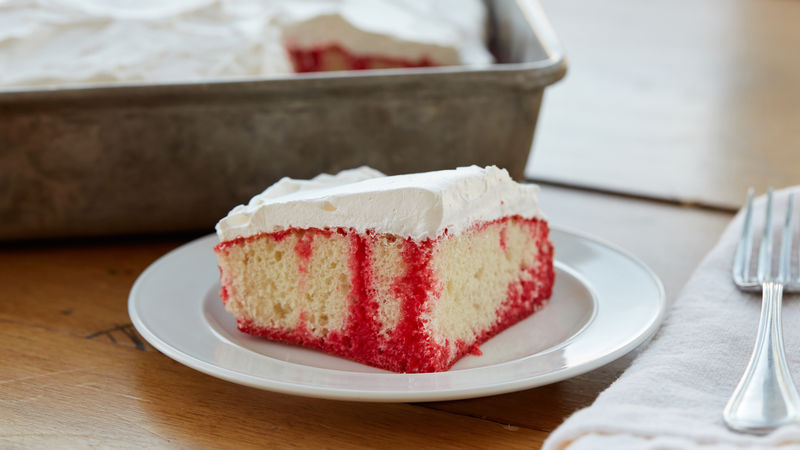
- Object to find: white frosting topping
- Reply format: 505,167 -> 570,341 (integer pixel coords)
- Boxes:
0,0 -> 291,87
0,0 -> 492,87
216,166 -> 543,242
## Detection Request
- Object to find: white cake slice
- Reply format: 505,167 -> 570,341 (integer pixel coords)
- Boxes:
214,166 -> 554,373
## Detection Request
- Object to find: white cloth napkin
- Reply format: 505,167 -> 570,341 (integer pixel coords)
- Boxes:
544,187 -> 800,450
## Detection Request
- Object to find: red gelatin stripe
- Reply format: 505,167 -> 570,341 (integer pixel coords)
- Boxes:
286,43 -> 436,73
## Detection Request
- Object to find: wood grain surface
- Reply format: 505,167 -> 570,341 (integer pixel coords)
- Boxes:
527,0 -> 800,209
1,187 -> 732,448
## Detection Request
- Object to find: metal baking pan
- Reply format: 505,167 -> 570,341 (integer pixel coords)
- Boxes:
0,0 -> 565,240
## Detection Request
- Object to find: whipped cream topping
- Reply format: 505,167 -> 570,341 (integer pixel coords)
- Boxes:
216,166 -> 543,242
1,0 -> 491,87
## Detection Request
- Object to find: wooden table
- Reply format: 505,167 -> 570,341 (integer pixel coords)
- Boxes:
1,187 -> 732,448
3,0 -> 796,447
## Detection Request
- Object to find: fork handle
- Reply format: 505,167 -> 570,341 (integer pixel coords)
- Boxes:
723,282 -> 800,434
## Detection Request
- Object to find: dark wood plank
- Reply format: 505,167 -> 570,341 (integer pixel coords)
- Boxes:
2,236 -> 187,341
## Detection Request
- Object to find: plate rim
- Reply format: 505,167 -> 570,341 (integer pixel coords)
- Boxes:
129,226 -> 666,402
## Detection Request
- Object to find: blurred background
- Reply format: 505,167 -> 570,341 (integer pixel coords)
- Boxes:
528,0 -> 800,210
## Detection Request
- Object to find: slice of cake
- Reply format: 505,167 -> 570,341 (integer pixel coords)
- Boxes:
214,166 -> 554,373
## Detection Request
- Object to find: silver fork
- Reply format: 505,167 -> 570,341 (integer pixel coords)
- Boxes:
724,188 -> 800,434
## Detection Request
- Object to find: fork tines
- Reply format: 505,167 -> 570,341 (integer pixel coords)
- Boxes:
732,188 -> 797,290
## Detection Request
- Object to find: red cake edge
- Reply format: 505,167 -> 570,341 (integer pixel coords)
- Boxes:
286,43 -> 437,73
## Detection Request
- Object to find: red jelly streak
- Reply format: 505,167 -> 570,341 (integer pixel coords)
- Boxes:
218,266 -> 231,306
336,232 -> 382,360
287,43 -> 436,73
214,228 -> 292,254
294,231 -> 315,274
385,238 -> 441,372
499,224 -> 508,252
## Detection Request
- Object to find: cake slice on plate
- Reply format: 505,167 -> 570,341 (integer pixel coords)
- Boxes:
214,166 -> 554,373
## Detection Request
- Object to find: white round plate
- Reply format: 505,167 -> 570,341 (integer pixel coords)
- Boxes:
129,227 -> 665,402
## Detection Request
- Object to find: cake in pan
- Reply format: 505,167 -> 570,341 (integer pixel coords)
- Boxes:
1,0 -> 492,87
214,166 -> 555,373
